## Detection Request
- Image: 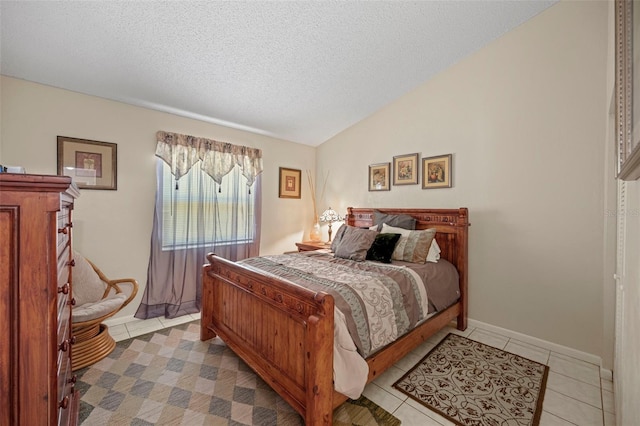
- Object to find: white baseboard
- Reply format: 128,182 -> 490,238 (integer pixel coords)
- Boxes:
467,318 -> 604,369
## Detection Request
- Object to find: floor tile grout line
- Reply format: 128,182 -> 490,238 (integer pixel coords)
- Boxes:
548,368 -> 603,389
542,409 -> 581,426
546,384 -> 605,412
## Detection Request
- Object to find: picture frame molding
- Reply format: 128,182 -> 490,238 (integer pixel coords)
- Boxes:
278,167 -> 302,199
57,136 -> 117,190
392,153 -> 419,185
422,153 -> 453,189
368,162 -> 391,191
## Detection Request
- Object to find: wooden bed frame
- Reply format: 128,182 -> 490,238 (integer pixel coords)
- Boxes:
200,207 -> 469,425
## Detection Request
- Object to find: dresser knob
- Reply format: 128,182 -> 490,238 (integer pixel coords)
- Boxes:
68,375 -> 77,384
58,283 -> 69,294
59,396 -> 69,409
57,227 -> 68,234
67,259 -> 75,267
69,297 -> 76,306
70,336 -> 76,345
59,340 -> 69,352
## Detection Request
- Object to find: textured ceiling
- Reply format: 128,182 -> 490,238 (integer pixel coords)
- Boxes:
1,1 -> 556,146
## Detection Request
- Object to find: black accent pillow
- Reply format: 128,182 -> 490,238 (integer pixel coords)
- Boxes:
366,233 -> 402,263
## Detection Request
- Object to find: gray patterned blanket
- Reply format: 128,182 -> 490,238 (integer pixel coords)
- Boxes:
239,252 -> 429,358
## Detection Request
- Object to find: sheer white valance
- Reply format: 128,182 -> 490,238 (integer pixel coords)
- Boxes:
155,131 -> 263,187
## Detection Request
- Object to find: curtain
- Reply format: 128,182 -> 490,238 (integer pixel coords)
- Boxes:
135,131 -> 263,319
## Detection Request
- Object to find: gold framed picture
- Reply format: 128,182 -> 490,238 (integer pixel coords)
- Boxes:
422,154 -> 452,189
393,153 -> 419,185
368,162 -> 390,191
278,167 -> 302,198
57,136 -> 117,190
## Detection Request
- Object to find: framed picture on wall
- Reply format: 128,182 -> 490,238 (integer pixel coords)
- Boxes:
57,136 -> 117,190
368,162 -> 391,191
278,167 -> 302,198
393,153 -> 419,185
422,154 -> 452,189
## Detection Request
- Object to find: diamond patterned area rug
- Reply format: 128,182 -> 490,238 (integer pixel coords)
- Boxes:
393,333 -> 548,426
76,320 -> 400,426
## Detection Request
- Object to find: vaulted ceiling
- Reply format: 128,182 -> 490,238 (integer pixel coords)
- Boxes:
0,1 -> 556,146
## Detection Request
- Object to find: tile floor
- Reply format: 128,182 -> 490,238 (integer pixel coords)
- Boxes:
107,316 -> 615,426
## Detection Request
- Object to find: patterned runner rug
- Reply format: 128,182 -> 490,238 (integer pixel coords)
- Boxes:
76,320 -> 400,425
393,333 -> 548,426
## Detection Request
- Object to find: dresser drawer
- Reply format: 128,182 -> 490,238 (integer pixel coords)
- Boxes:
56,354 -> 76,426
57,262 -> 70,292
57,300 -> 70,349
57,210 -> 71,255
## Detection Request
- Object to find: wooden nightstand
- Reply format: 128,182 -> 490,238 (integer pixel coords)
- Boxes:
295,241 -> 331,252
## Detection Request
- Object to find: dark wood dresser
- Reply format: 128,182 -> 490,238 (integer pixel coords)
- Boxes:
0,173 -> 80,425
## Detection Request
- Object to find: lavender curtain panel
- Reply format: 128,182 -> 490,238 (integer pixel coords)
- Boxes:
135,132 -> 263,319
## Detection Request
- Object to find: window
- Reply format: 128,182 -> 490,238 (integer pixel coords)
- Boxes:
159,159 -> 256,250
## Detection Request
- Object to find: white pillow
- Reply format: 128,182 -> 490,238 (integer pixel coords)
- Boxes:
381,223 -> 440,263
427,238 -> 441,263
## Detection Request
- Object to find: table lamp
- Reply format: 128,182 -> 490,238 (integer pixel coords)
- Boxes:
319,207 -> 342,243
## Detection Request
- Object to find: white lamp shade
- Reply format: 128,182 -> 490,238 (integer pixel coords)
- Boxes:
319,208 -> 341,223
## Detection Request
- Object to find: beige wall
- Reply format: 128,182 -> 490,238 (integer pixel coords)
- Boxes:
317,1 -> 611,360
0,76 -> 316,318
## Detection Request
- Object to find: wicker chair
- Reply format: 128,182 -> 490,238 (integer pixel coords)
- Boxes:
71,252 -> 138,370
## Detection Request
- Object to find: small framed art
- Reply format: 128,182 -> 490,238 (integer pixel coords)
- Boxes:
368,162 -> 391,191
278,167 -> 302,198
422,154 -> 452,189
57,136 -> 117,190
393,153 -> 419,185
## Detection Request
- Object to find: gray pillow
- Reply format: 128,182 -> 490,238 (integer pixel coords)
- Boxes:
373,210 -> 416,231
334,226 -> 378,261
330,224 -> 348,252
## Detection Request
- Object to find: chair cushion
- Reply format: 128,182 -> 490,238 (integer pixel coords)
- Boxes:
73,292 -> 128,323
73,252 -> 106,307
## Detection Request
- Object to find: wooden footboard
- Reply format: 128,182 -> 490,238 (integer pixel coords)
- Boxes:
201,254 -> 335,425
201,207 -> 469,425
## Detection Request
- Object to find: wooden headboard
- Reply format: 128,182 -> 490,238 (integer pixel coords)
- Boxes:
346,207 -> 470,327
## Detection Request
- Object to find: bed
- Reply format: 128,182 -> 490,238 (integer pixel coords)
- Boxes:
200,207 -> 469,425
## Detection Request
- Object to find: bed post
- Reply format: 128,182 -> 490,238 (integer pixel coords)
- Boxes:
305,294 -> 335,426
200,262 -> 217,341
456,207 -> 470,331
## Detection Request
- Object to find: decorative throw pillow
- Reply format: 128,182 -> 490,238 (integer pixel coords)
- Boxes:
333,226 -> 378,261
373,210 -> 416,231
366,233 -> 402,263
72,251 -> 106,307
427,238 -> 441,263
381,223 -> 436,263
331,224 -> 348,252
